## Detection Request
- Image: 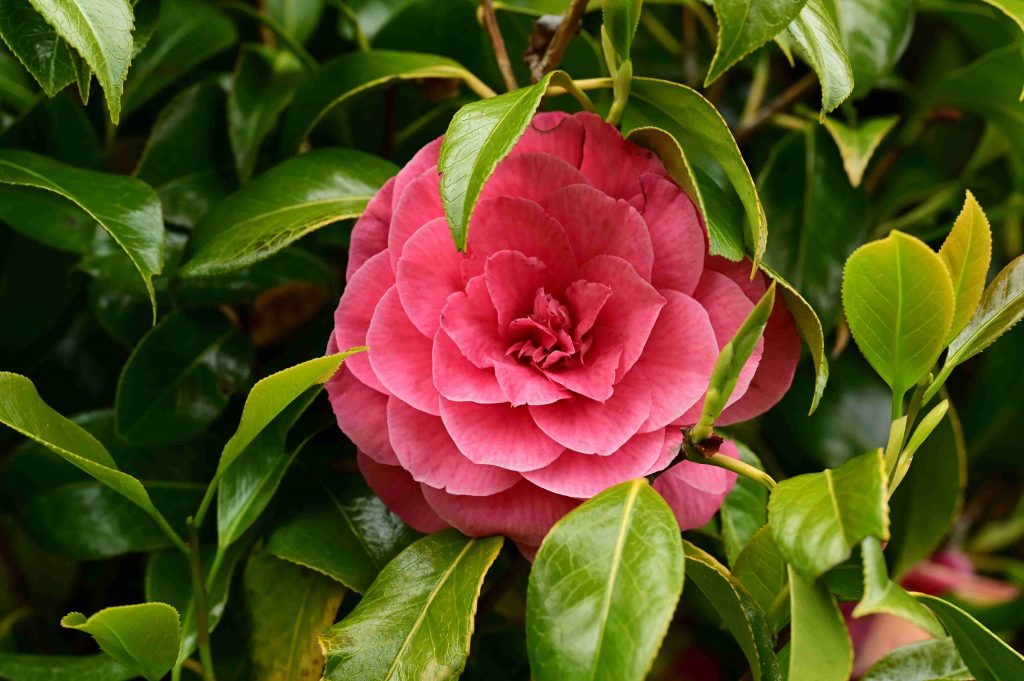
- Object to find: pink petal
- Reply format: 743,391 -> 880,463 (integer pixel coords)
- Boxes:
396,217 -> 465,336
635,290 -> 718,431
387,168 -> 443,271
357,452 -> 448,534
390,137 -> 442,213
581,255 -> 666,378
544,184 -> 654,280
440,275 -> 506,369
439,398 -> 565,471
645,428 -> 683,475
481,152 -> 589,205
530,368 -> 651,455
513,112 -> 585,167
326,367 -> 398,465
545,326 -> 622,401
333,250 -> 393,394
565,280 -> 612,338
347,176 -> 395,281
387,398 -> 520,495
484,250 -> 559,330
366,286 -> 441,415
492,360 -> 570,406
639,173 -> 706,295
432,328 -> 506,404
653,440 -> 739,530
693,270 -> 764,406
577,112 -> 668,200
421,479 -> 579,546
704,254 -> 766,302
523,430 -> 668,498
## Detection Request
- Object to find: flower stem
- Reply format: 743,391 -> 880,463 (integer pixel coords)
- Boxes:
703,453 -> 778,491
187,518 -> 217,681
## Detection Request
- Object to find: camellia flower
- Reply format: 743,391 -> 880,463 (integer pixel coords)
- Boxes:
326,111 -> 800,554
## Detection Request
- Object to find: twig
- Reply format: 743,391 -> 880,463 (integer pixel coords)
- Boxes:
481,0 -> 519,91
532,0 -> 589,82
187,518 -> 217,681
734,73 -> 818,145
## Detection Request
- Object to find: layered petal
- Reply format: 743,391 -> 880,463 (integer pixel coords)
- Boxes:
432,328 -> 506,404
639,173 -> 706,295
653,440 -> 739,530
484,250 -> 559,330
347,176 -> 394,280
481,152 -> 589,205
440,276 -> 506,369
544,326 -> 622,401
358,452 -> 448,534
390,137 -> 442,213
326,367 -> 398,465
366,287 -> 440,415
693,270 -> 764,405
513,111 -> 585,167
387,168 -> 444,271
396,216 -> 466,336
439,399 -> 565,471
333,250 -> 393,393
492,360 -> 570,406
577,112 -> 667,200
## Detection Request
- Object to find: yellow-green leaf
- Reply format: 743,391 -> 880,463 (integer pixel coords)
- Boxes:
822,115 -> 898,187
939,191 -> 993,344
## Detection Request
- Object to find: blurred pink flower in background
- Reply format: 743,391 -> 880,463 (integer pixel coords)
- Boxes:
326,111 -> 801,553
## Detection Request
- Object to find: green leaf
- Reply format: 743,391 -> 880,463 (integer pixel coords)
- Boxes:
683,540 -> 781,681
0,148 -> 164,314
180,149 -> 396,277
0,185 -> 94,253
603,0 -> 642,59
320,531 -> 502,681
61,604 -> 180,681
229,45 -> 304,183
721,443 -> 769,565
835,0 -> 913,99
981,0 -> 1024,98
265,474 -> 419,594
243,552 -> 345,681
706,0 -> 809,85
115,312 -> 252,446
0,0 -> 75,96
177,248 -> 336,308
787,566 -> 853,681
26,0 -> 133,122
943,252 -> 1024,371
785,0 -> 854,115
121,0 -> 237,117
279,49 -> 492,153
761,128 -> 867,331
842,230 -> 955,401
439,71 -> 561,252
916,594 -> 1024,681
0,47 -> 38,110
67,45 -> 89,103
853,536 -> 944,636
822,115 -> 898,187
624,78 -> 767,263
733,527 -> 789,631
0,654 -> 134,681
267,0 -> 324,44
939,191 -> 993,344
862,638 -> 970,681
527,479 -> 684,681
768,449 -> 888,580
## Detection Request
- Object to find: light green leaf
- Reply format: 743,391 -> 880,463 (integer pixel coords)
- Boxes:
787,566 -> 853,681
603,0 -> 642,59
721,443 -> 769,566
683,540 -> 781,681
320,531 -> 502,681
527,479 -> 684,681
243,552 -> 345,681
0,148 -> 164,314
768,449 -> 888,580
706,0 -> 809,85
267,0 -> 324,44
61,604 -> 180,681
26,0 -> 133,122
624,78 -> 767,264
981,0 -> 1024,98
916,594 -> 1024,681
862,638 -> 970,681
785,0 -> 854,115
180,149 -> 396,277
822,115 -> 898,187
842,230 -> 955,401
0,0 -> 75,96
853,536 -> 944,636
940,191 -> 993,343
835,0 -> 914,98
0,654 -> 134,681
733,527 -> 789,631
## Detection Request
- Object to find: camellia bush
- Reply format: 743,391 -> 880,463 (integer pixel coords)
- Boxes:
2,0 -> 1024,679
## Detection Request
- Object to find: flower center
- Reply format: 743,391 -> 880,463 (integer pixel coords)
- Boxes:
506,288 -> 592,370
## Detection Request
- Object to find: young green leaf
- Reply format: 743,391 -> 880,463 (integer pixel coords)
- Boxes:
180,149 -> 396,277
721,443 -> 770,565
527,479 -> 684,681
822,115 -> 899,187
768,449 -> 888,580
787,566 -> 853,681
683,540 -> 781,681
842,230 -> 955,403
61,604 -> 180,681
852,537 -> 944,636
835,0 -> 913,98
0,653 -> 134,681
0,0 -> 75,96
916,594 -> 1024,680
939,191 -> 993,343
890,399 -> 948,489
706,0 -> 809,86
862,638 -> 969,681
603,0 -> 643,59
320,531 -> 502,681
785,0 -> 854,115
733,527 -> 789,632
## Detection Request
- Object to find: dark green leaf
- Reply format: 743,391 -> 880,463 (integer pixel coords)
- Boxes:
721,443 -> 769,565
61,604 -> 180,681
706,0 -> 809,85
862,638 -> 970,681
176,247 -> 335,307
0,89 -> 100,167
0,185 -> 94,253
836,0 -> 914,98
822,115 -> 898,187
980,0 -> 1024,98
603,0 -> 642,59
853,536 -> 944,636
0,0 -> 74,96
320,531 -> 502,681
917,594 -> 1024,681
0,654 -> 133,681
527,479 -> 684,681
733,527 -> 789,631
0,47 -> 37,110
785,0 -> 854,115
266,0 -> 324,44
787,566 -> 853,681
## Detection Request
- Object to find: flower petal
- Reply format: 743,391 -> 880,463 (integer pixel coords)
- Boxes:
544,326 -> 622,401
367,286 -> 440,415
484,250 -> 559,330
358,452 -> 448,534
440,275 -> 506,369
432,328 -> 506,404
513,111 -> 585,167
326,367 -> 398,465
653,439 -> 739,530
387,168 -> 443,271
693,270 -> 764,406
481,152 -> 589,205
390,137 -> 441,213
347,176 -> 394,280
639,173 -> 706,295
397,217 -> 465,336
334,250 -> 393,393
492,360 -> 570,406
578,112 -> 667,200
439,398 -> 565,471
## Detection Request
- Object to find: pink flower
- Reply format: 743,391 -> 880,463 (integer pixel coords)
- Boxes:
326,112 -> 800,552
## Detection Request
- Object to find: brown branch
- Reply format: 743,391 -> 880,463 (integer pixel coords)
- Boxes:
734,72 -> 818,145
481,0 -> 519,92
532,0 -> 589,82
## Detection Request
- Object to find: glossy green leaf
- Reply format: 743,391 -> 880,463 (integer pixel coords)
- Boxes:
0,148 -> 163,313
768,449 -> 888,580
0,185 -> 94,253
939,191 -> 993,344
721,443 -> 769,565
706,0 -> 808,85
853,537 -> 944,636
0,0 -> 74,96
762,128 -> 867,331
916,594 -> 1024,681
981,0 -> 1024,98
527,479 -> 684,681
121,0 -> 237,117
26,0 -> 133,122
624,78 -> 766,263
683,540 -> 781,681
822,115 -> 898,187
733,527 -> 789,631
280,49 -> 492,153
836,0 -> 913,98
180,149 -> 396,277
265,474 -> 418,594
842,230 -> 955,401
229,45 -> 304,183
787,566 -> 853,681
61,604 -> 180,681
0,654 -> 134,681
267,0 -> 324,44
603,0 -> 642,59
862,638 -> 970,681
320,530 -> 502,681
243,552 -> 345,681
785,0 -> 854,115
0,47 -> 37,110
67,45 -> 89,103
